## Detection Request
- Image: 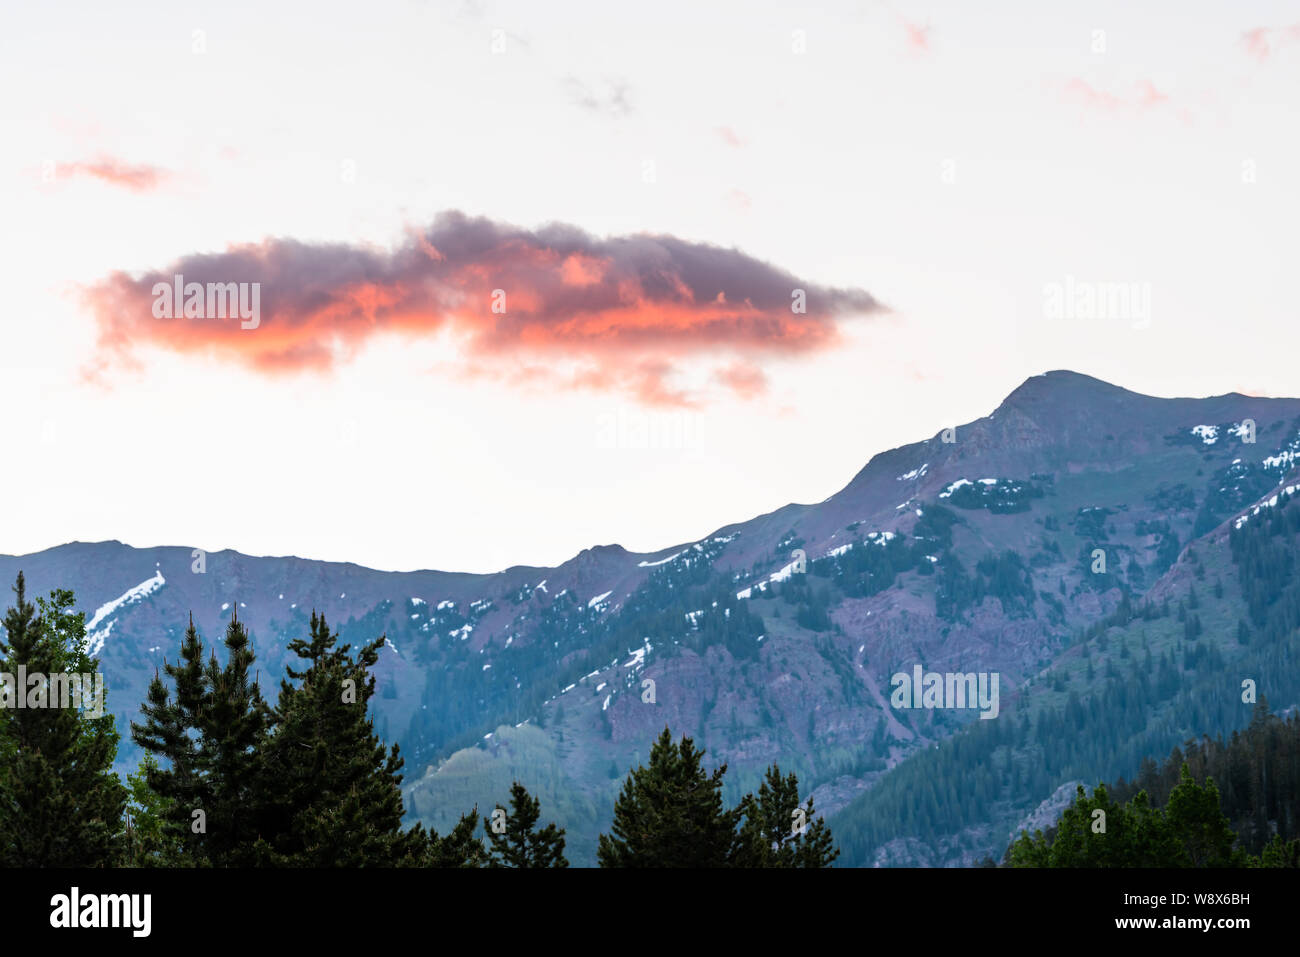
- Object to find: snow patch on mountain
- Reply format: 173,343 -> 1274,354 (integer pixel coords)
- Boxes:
1234,484 -> 1300,529
939,479 -> 973,498
86,570 -> 165,656
770,558 -> 805,583
1263,450 -> 1299,471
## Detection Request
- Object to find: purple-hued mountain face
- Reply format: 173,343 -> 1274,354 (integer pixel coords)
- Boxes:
5,370 -> 1299,865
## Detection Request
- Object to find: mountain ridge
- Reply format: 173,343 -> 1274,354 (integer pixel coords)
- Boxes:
6,368 -> 1300,865
9,369 -> 1295,579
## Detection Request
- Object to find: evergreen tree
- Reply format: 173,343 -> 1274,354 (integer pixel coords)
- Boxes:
200,613 -> 272,865
407,810 -> 488,867
0,576 -> 126,866
484,782 -> 568,868
1054,783 -> 1117,866
1007,828 -> 1051,867
1010,765 -> 1242,867
130,616 -> 207,864
1165,764 -> 1239,867
254,613 -> 417,866
733,763 -> 838,867
131,611 -> 271,866
1120,790 -> 1182,867
1254,834 -> 1300,868
598,727 -> 740,867
123,753 -> 180,866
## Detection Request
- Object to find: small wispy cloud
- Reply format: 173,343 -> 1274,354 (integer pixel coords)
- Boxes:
901,18 -> 933,54
50,156 -> 171,192
1061,77 -> 1175,115
882,1 -> 933,56
726,188 -> 753,212
1241,23 -> 1300,63
715,361 -> 768,400
561,76 -> 633,117
715,126 -> 746,148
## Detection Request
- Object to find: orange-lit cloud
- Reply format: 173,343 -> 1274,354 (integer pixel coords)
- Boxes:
53,156 -> 170,192
82,211 -> 880,406
715,361 -> 768,400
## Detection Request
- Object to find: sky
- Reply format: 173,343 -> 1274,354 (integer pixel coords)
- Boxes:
1,0 -> 1298,573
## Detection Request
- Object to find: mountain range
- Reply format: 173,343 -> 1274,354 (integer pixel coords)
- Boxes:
6,369 -> 1299,866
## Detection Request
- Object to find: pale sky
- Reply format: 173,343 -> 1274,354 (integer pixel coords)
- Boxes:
1,0 -> 1297,573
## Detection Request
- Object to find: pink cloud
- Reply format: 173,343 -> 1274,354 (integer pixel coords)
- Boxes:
81,210 -> 881,408
902,19 -> 932,54
727,188 -> 753,211
715,361 -> 768,399
715,126 -> 746,148
1062,78 -> 1176,116
1241,23 -> 1300,62
52,156 -> 170,192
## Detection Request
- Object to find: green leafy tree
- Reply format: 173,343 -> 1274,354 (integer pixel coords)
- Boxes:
484,782 -> 568,868
123,753 -> 181,866
0,575 -> 126,867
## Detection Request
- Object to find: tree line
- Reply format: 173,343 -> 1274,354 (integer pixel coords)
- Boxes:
1004,761 -> 1299,867
0,573 -> 836,868
1002,701 -> 1300,866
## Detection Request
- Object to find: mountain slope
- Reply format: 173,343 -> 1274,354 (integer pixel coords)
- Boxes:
5,370 -> 1300,865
